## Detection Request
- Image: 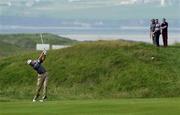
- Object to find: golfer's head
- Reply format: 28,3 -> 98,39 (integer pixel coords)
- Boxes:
27,59 -> 32,65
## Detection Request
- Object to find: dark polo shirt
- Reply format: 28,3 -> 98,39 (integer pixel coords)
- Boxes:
30,60 -> 46,74
161,22 -> 168,34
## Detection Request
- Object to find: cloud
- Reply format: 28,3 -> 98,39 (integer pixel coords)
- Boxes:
1,0 -> 179,19
25,1 -> 35,7
0,2 -> 11,7
68,0 -> 81,2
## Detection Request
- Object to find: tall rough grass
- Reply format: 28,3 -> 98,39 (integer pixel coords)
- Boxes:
0,40 -> 180,100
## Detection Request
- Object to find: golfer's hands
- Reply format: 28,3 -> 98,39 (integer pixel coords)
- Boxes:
43,49 -> 47,55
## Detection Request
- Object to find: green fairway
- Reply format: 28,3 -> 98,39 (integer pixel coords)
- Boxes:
1,98 -> 180,115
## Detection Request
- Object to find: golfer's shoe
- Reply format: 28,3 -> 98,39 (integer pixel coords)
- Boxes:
42,96 -> 47,100
33,94 -> 40,100
32,99 -> 37,102
39,100 -> 44,102
39,96 -> 47,102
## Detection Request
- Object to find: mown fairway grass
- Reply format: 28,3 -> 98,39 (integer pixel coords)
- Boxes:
1,98 -> 180,115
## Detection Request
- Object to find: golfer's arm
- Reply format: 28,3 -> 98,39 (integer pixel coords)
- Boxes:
38,52 -> 46,62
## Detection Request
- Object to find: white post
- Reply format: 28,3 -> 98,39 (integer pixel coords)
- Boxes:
40,33 -> 44,44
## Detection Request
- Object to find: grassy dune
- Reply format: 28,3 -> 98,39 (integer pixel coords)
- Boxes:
0,33 -> 77,57
0,40 -> 180,100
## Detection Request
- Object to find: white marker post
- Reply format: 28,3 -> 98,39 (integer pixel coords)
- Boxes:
40,33 -> 44,44
36,33 -> 50,51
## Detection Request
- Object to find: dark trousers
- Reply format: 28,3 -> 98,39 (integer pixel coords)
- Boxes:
154,33 -> 160,47
162,33 -> 168,47
152,36 -> 156,45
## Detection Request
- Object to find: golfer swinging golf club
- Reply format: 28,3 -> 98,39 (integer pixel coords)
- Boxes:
27,49 -> 48,102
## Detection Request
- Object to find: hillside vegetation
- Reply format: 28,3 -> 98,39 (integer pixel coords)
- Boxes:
0,33 -> 77,57
0,40 -> 180,100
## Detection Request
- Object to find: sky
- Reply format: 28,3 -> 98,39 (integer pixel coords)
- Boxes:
0,0 -> 179,20
0,0 -> 179,42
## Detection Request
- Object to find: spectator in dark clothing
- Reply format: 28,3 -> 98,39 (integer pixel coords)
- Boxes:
153,19 -> 161,47
150,19 -> 156,45
161,18 -> 168,47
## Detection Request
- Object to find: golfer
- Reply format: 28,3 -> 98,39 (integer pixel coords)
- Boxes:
27,49 -> 48,102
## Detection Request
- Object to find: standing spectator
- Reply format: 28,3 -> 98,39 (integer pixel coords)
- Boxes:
161,18 -> 168,47
154,19 -> 161,47
150,19 -> 156,45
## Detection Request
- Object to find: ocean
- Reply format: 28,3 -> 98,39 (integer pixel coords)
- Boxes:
0,18 -> 179,44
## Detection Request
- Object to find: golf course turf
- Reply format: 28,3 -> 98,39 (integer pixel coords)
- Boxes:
1,40 -> 180,115
1,98 -> 180,115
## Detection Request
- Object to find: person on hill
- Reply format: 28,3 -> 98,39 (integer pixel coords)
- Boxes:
161,18 -> 168,47
153,19 -> 161,47
27,49 -> 48,102
150,19 -> 156,45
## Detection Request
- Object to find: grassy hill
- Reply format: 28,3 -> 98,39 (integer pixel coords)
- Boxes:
0,40 -> 180,100
0,33 -> 78,57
